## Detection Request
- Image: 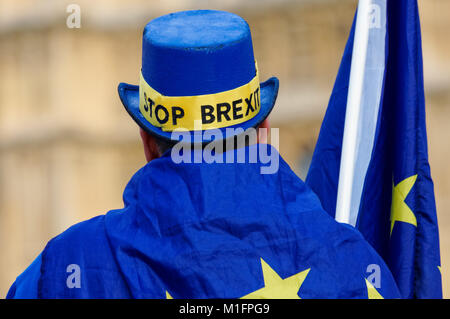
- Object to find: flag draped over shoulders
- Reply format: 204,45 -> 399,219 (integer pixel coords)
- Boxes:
7,145 -> 400,299
306,0 -> 442,298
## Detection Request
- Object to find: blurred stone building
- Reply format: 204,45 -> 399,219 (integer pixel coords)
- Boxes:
0,0 -> 449,297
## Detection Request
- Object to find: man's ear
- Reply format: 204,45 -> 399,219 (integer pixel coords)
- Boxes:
139,128 -> 161,162
257,119 -> 270,144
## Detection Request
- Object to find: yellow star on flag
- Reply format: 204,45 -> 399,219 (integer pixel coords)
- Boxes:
365,279 -> 384,299
390,174 -> 418,235
241,258 -> 310,299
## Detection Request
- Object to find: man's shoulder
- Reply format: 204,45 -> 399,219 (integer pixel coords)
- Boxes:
42,214 -> 113,263
37,213 -> 121,277
47,214 -> 106,246
37,212 -> 133,298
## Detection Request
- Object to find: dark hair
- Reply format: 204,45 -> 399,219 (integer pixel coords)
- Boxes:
154,137 -> 177,155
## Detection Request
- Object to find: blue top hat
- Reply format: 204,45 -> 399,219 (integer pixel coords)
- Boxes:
118,10 -> 279,143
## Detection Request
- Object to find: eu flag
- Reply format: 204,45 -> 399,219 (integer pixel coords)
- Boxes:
6,144 -> 402,299
306,0 -> 442,298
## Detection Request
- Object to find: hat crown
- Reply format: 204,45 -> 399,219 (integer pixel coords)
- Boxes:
141,10 -> 256,96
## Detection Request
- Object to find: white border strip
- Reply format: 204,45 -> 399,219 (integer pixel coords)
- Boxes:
335,0 -> 372,225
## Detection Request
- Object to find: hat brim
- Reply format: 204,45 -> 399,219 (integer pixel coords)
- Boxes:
118,77 -> 279,143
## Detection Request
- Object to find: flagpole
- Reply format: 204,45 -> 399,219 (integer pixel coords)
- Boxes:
335,0 -> 372,225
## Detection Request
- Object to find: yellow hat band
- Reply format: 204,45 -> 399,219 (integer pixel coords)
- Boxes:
139,65 -> 260,132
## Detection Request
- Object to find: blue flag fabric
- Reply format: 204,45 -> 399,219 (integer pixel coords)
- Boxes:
306,0 -> 442,298
7,144 -> 400,299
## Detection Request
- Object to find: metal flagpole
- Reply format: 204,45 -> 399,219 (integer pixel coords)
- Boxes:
335,0 -> 372,224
